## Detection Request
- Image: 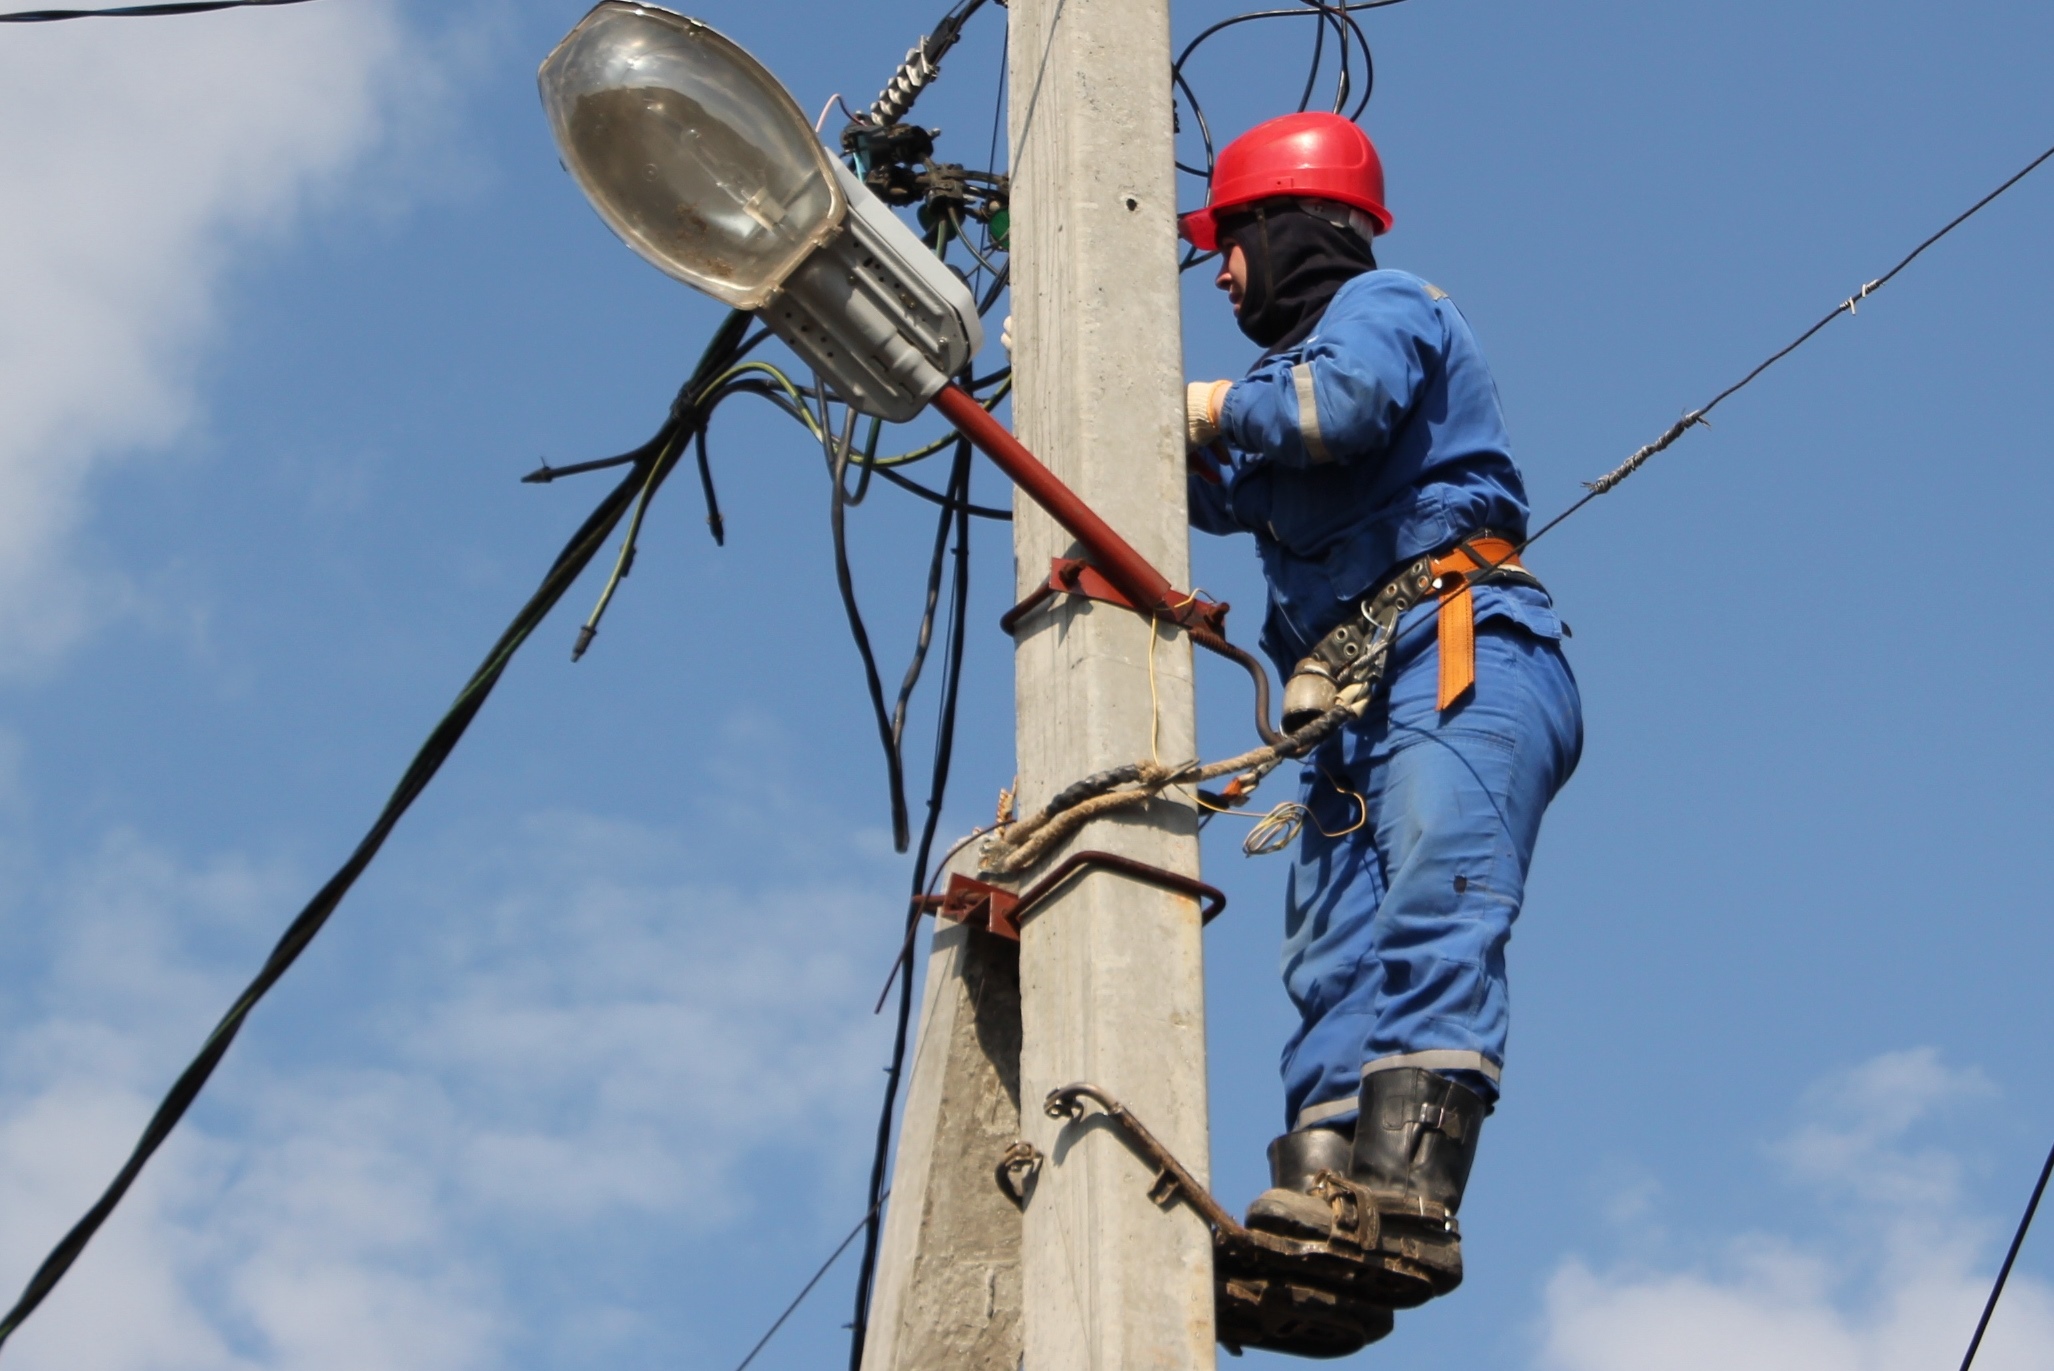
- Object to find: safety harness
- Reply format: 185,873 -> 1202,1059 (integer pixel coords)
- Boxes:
1280,531 -> 1541,731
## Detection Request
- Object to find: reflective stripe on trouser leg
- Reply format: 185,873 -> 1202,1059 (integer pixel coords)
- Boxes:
1278,621 -> 1582,1132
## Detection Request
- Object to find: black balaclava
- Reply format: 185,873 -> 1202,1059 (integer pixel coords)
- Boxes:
1220,200 -> 1378,352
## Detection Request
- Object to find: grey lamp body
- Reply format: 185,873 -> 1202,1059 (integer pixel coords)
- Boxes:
759,161 -> 984,423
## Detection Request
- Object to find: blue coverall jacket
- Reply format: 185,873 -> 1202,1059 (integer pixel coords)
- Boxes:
1191,269 -> 1584,1130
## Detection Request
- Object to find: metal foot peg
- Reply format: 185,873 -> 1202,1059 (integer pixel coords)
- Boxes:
1043,1084 -> 1418,1360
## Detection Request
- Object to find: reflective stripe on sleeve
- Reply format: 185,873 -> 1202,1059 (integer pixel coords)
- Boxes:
1361,1050 -> 1503,1084
1292,362 -> 1333,464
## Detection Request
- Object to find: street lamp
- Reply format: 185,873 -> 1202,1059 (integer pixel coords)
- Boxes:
541,1 -> 979,423
540,3 -> 1225,641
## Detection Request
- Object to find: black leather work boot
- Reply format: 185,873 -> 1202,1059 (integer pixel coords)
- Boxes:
1239,1069 -> 1486,1309
1333,1066 -> 1489,1299
1222,1123 -> 1398,1358
1352,1067 -> 1487,1214
1244,1125 -> 1355,1240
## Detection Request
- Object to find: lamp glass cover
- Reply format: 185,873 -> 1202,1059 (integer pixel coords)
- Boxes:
539,3 -> 845,310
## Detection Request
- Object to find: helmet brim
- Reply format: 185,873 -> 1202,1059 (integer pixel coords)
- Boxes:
1178,209 -> 1220,252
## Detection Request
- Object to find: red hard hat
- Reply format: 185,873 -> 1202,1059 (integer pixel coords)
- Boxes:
1179,112 -> 1391,251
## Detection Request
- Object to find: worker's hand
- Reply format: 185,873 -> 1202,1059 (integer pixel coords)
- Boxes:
1186,380 -> 1232,449
1000,314 -> 1013,356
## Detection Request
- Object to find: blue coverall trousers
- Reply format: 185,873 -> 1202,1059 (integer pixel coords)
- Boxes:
1280,613 -> 1583,1133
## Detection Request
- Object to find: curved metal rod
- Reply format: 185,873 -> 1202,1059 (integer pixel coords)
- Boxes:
1044,1084 -> 1248,1241
1190,627 -> 1287,749
1012,850 -> 1228,930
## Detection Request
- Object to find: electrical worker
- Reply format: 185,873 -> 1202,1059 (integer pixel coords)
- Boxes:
1181,112 -> 1583,1297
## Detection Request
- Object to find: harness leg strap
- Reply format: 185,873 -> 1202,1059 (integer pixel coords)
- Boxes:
1429,537 -> 1522,712
1434,578 -> 1477,710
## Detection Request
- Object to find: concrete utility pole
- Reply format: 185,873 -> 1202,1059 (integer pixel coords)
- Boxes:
1006,0 -> 1215,1366
861,4 -> 1210,1366
859,849 -> 1023,1371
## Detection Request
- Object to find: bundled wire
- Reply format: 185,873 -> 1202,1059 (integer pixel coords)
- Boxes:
1171,0 -> 1409,273
1175,0 -> 1389,170
0,313 -> 758,1358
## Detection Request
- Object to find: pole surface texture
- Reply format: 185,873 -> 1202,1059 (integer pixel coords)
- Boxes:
1007,1 -> 1216,1366
858,912 -> 1024,1371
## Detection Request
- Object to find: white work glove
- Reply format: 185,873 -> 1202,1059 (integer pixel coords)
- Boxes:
1000,314 -> 1013,355
1186,380 -> 1232,449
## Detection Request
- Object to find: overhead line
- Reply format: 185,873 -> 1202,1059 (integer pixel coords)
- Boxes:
730,1193 -> 888,1371
1521,137 -> 2054,552
0,0 -> 313,20
1959,1139 -> 2054,1371
0,312 -> 759,1359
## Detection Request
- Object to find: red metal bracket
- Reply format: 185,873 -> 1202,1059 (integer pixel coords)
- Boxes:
926,850 -> 1227,943
1001,557 -> 1230,639
931,872 -> 1024,940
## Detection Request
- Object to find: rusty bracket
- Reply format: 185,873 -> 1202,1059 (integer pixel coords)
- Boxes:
926,850 -> 1227,943
1045,1083 -> 1251,1244
1001,557 -> 1230,640
924,872 -> 1024,940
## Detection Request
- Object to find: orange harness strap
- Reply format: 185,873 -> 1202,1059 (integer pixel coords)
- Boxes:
1430,537 -> 1523,711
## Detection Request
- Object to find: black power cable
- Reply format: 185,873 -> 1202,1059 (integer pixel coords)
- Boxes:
1172,0 -> 1409,273
1959,1138 -> 2054,1371
729,1191 -> 890,1371
1173,0 -> 1406,177
0,312 -> 755,1359
0,0 -> 311,19
830,403 -> 918,851
846,438 -> 975,1371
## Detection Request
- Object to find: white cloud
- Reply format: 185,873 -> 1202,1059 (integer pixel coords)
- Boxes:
0,811 -> 901,1368
0,1 -> 414,666
406,811 -> 903,1228
1538,1049 -> 2054,1371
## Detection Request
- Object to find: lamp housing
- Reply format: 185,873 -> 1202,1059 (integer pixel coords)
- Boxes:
541,3 -> 981,422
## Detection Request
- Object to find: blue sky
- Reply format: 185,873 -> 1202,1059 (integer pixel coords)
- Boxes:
1,1 -> 2052,1368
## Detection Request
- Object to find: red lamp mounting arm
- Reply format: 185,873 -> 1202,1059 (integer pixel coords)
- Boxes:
929,384 -> 1222,636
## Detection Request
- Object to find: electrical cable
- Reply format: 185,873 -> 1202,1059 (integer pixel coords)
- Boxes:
1519,136 -> 2054,555
888,447 -> 973,783
561,313 -> 756,658
847,438 -> 975,1371
1171,0 -> 1403,275
1959,1138 -> 2054,1371
727,1191 -> 890,1371
0,0 -> 991,1344
947,207 -> 1007,276
864,458 -> 1011,520
997,134 -> 2054,870
1172,0 -> 1395,182
693,424 -> 727,545
828,386 -> 917,852
0,0 -> 308,18
0,311 -> 758,1358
